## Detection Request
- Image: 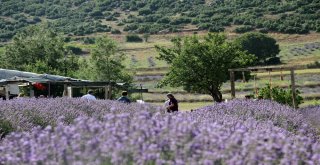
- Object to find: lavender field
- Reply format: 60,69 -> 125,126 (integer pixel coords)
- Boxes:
1,98 -> 320,164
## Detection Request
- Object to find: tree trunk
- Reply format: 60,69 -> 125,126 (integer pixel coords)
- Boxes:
210,90 -> 223,103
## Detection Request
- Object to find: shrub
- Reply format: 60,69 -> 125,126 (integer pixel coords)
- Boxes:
0,119 -> 14,139
234,25 -> 254,33
111,29 -> 121,34
209,26 -> 224,32
258,84 -> 303,108
258,28 -> 269,33
117,22 -> 125,26
126,34 -> 143,42
83,37 -> 95,44
123,24 -> 139,31
265,57 -> 281,65
307,61 -> 320,69
138,8 -> 152,15
66,46 -> 83,55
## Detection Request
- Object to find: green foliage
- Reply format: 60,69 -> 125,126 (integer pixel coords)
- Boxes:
126,34 -> 143,42
66,46 -> 83,55
0,0 -> 319,42
83,37 -> 96,44
234,26 -> 254,33
235,32 -> 280,65
111,29 -> 122,34
0,118 -> 15,139
0,24 -> 79,76
258,84 -> 303,108
143,33 -> 150,42
78,36 -> 132,83
156,33 -> 256,102
138,8 -> 152,15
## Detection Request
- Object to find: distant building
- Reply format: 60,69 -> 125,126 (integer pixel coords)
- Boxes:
0,69 -> 127,100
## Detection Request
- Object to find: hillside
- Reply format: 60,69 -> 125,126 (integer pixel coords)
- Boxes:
0,0 -> 320,42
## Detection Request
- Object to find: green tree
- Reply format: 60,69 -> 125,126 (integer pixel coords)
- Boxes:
234,32 -> 280,65
156,33 -> 255,102
80,36 -> 132,83
0,24 -> 78,76
143,33 -> 150,42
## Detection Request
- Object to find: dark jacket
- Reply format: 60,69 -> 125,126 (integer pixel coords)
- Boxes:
117,96 -> 131,103
167,97 -> 178,112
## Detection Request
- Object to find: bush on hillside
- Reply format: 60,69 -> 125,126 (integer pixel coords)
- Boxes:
126,34 -> 143,42
234,26 -> 254,33
111,29 -> 121,34
66,46 -> 83,55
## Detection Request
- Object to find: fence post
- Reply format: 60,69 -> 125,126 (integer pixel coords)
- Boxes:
5,85 -> 9,100
105,85 -> 112,100
63,84 -> 68,97
230,71 -> 235,99
290,69 -> 296,109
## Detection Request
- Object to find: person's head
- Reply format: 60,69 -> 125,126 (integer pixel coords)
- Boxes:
167,93 -> 174,99
88,90 -> 94,95
39,95 -> 46,98
122,91 -> 128,96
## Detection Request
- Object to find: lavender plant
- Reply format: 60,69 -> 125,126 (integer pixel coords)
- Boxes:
0,98 -> 320,164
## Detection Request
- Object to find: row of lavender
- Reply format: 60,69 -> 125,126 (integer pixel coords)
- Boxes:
0,98 -> 320,164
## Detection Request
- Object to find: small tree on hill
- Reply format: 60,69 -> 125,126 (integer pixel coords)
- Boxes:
78,36 -> 132,83
234,32 -> 280,65
143,33 -> 150,42
156,33 -> 255,102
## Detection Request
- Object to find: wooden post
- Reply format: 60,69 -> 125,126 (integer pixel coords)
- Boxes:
104,85 -> 112,100
29,83 -> 34,97
290,69 -> 296,109
104,85 -> 108,100
230,71 -> 235,99
48,82 -> 51,97
63,84 -> 68,97
280,69 -> 284,81
5,85 -> 9,100
108,85 -> 112,99
242,71 -> 246,83
67,87 -> 73,98
140,84 -> 143,101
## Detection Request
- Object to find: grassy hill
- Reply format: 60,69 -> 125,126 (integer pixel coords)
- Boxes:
0,0 -> 319,42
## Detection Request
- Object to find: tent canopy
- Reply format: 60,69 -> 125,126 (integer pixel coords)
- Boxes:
0,69 -> 126,87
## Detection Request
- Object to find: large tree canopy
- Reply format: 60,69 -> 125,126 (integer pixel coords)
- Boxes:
0,24 -> 78,76
77,36 -> 132,83
156,33 -> 256,102
234,32 -> 280,65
